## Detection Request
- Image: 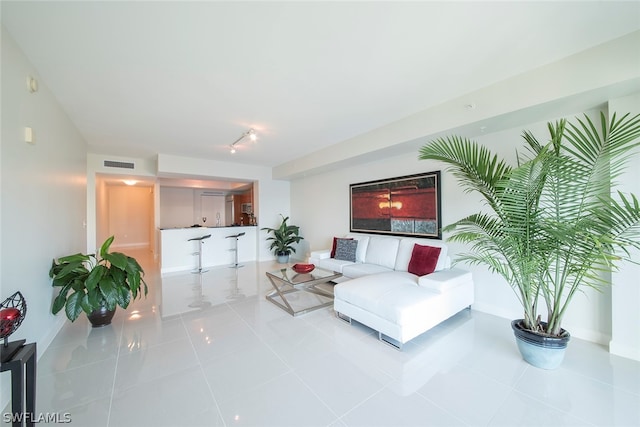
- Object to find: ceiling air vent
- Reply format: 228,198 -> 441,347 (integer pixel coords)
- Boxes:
103,160 -> 135,169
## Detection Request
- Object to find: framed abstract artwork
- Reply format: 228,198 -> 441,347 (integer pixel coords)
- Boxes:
350,171 -> 442,239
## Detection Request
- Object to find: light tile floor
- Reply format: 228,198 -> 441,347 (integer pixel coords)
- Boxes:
3,248 -> 639,427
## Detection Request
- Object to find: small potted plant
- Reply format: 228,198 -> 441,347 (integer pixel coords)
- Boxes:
49,236 -> 148,327
261,215 -> 304,263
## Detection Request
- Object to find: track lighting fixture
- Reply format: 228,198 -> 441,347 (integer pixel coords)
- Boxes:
229,128 -> 257,154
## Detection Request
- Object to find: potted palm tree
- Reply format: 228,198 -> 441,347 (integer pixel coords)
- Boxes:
49,236 -> 148,327
419,112 -> 640,369
261,214 -> 304,263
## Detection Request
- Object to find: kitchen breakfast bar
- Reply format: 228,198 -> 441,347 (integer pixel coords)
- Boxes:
159,225 -> 257,274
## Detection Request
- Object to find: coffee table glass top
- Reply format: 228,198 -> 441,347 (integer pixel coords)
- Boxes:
265,266 -> 342,316
266,266 -> 341,285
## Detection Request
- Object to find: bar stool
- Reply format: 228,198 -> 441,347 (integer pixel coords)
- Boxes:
188,234 -> 211,274
226,232 -> 245,268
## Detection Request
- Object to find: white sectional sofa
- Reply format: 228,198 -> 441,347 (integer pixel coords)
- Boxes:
309,233 -> 474,349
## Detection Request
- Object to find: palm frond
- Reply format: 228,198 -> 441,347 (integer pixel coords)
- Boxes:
419,112 -> 640,336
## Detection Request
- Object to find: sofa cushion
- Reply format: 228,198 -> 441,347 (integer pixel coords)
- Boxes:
395,238 -> 449,272
335,238 -> 358,262
407,244 -> 441,276
331,237 -> 353,258
342,263 -> 393,279
346,233 -> 370,263
316,257 -> 354,274
334,272 -> 440,326
335,272 -> 418,307
365,236 -> 400,269
418,268 -> 473,293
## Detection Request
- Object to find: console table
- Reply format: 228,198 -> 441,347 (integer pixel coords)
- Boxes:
1,342 -> 36,427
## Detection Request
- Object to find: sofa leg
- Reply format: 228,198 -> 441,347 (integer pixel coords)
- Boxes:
378,332 -> 402,351
336,311 -> 351,324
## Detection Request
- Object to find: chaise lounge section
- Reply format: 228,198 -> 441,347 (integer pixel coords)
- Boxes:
309,233 -> 474,349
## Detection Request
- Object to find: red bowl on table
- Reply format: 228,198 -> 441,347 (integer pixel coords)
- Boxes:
292,263 -> 315,273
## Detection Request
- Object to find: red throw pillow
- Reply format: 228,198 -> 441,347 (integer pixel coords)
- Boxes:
331,237 -> 353,258
408,244 -> 442,276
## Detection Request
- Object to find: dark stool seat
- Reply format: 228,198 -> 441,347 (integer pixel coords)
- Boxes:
226,232 -> 245,268
188,234 -> 211,241
189,234 -> 211,273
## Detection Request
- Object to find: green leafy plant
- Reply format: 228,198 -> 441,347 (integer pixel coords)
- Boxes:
261,214 -> 304,256
419,112 -> 640,337
49,236 -> 148,321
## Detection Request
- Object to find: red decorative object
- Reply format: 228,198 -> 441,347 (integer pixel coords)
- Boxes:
0,308 -> 21,335
292,263 -> 315,273
1,291 -> 27,363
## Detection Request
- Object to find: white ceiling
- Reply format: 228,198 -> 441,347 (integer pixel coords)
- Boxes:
2,1 -> 640,170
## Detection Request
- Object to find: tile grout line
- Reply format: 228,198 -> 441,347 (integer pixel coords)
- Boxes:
105,318 -> 125,427
180,313 -> 228,427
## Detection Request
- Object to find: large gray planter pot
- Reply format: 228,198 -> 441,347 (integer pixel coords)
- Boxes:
511,319 -> 570,370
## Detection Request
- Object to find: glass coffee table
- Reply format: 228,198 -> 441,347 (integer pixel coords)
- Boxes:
265,266 -> 342,316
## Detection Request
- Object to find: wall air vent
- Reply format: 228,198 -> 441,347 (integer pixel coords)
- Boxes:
103,160 -> 135,169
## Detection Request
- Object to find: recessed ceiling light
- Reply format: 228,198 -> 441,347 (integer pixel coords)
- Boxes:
464,103 -> 476,110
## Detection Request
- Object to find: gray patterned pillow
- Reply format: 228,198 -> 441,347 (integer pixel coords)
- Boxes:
334,238 -> 358,262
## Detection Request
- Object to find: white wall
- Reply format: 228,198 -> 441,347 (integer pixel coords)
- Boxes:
87,153 -> 157,252
159,187 -> 197,229
96,178 -> 109,246
291,107 -> 631,346
107,185 -> 152,249
159,188 -> 232,228
610,92 -> 640,361
1,28 -> 87,408
197,193 -> 226,226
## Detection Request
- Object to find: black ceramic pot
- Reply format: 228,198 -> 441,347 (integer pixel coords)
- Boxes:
511,319 -> 570,369
87,306 -> 116,327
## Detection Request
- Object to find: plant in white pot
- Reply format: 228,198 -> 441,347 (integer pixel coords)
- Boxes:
261,215 -> 304,263
418,112 -> 640,369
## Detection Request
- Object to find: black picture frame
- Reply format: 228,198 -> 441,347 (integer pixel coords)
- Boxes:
349,171 -> 442,239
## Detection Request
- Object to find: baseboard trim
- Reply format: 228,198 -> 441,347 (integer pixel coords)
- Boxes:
472,302 -> 610,345
609,340 -> 640,361
111,242 -> 149,249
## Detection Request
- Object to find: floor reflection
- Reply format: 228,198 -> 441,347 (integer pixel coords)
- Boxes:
159,264 -> 262,318
337,310 -> 475,396
20,248 -> 639,427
